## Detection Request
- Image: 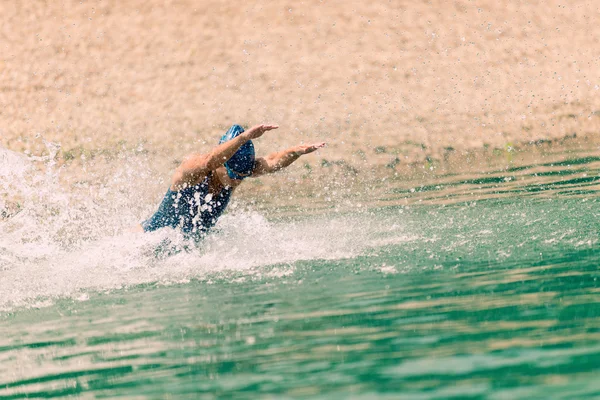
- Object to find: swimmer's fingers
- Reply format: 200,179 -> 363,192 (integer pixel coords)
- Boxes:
246,124 -> 279,139
299,142 -> 326,154
255,124 -> 279,133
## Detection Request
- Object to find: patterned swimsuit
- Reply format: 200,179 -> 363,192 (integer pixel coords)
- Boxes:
142,173 -> 233,240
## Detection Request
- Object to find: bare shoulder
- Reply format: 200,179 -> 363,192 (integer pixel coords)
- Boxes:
171,153 -> 210,190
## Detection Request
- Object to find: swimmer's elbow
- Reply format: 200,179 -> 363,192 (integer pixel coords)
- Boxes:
254,157 -> 280,175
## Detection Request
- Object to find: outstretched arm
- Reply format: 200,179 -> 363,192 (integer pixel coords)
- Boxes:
252,142 -> 326,176
171,124 -> 278,190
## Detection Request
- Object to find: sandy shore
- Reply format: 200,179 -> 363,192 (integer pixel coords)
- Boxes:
1,0 -> 600,184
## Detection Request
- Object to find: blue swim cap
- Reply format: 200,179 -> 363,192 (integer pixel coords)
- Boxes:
219,125 -> 255,180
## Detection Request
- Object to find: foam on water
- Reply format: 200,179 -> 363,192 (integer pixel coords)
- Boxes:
0,146 -> 415,311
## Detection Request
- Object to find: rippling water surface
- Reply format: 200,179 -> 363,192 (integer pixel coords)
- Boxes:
1,149 -> 600,399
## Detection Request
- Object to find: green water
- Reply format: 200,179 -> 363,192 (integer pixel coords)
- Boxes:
2,154 -> 600,399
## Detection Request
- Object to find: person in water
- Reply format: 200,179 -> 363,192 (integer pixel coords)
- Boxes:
140,124 -> 325,240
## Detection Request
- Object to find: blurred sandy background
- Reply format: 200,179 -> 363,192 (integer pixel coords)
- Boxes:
1,0 -> 600,181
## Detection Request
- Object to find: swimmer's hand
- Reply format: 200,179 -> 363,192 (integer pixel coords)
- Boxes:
294,142 -> 326,155
244,124 -> 279,140
252,142 -> 326,176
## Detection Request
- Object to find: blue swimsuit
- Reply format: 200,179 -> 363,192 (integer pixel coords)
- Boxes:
142,174 -> 233,240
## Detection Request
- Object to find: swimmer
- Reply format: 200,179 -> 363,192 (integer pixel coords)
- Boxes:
139,124 -> 325,240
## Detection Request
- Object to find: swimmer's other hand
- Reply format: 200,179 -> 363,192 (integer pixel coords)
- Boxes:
295,142 -> 326,155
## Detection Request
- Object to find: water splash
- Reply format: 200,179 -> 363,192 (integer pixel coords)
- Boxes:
0,145 -> 415,311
